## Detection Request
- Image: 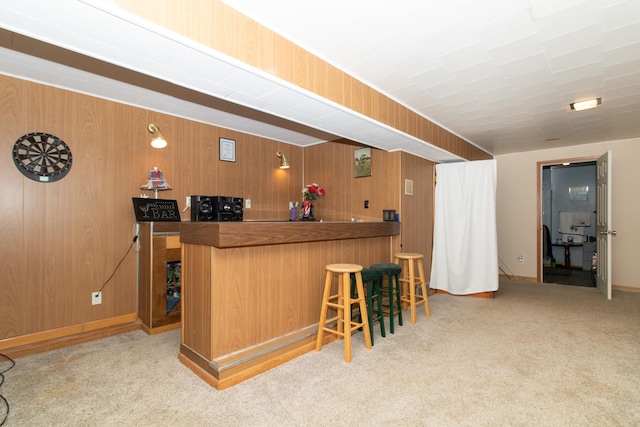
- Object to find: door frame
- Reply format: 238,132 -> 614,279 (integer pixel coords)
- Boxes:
536,155 -> 598,283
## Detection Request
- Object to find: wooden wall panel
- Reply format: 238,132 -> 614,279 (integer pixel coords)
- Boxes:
399,152 -> 435,277
181,244 -> 212,359
202,237 -> 391,357
303,141 -> 401,222
0,75 -> 303,341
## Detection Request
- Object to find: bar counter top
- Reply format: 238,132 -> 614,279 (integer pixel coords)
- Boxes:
180,220 -> 400,248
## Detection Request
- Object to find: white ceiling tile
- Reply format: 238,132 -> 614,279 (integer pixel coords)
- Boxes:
488,35 -> 545,66
603,21 -> 640,50
533,0 -> 602,40
603,0 -> 640,31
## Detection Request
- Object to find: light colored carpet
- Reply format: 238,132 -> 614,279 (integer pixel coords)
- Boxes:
2,279 -> 639,426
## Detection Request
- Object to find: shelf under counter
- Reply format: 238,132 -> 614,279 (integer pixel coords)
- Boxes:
180,220 -> 400,248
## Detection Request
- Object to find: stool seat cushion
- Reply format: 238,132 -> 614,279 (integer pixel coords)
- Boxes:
358,268 -> 383,282
370,263 -> 401,275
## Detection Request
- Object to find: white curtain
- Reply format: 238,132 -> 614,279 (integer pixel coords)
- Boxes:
430,159 -> 499,294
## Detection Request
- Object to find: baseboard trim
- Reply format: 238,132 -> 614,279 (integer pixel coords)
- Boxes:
0,313 -> 140,358
613,285 -> 640,293
499,274 -> 537,282
179,329 -> 335,390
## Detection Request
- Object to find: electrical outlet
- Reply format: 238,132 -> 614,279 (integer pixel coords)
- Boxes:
245,199 -> 251,209
518,255 -> 524,264
92,291 -> 102,305
185,196 -> 191,208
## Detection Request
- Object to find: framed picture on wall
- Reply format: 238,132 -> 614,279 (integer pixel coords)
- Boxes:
219,137 -> 236,162
569,186 -> 588,201
354,147 -> 371,177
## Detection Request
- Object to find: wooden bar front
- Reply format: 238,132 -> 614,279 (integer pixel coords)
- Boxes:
178,221 -> 400,389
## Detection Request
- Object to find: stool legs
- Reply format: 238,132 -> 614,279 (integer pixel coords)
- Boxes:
352,272 -> 386,345
370,263 -> 404,334
396,255 -> 431,324
386,273 -> 403,334
316,269 -> 371,362
370,274 -> 386,341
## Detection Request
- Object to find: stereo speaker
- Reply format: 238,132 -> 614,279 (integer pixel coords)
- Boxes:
191,195 -> 215,222
191,195 -> 243,222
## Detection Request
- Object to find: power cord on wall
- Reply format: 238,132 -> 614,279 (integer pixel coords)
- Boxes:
0,353 -> 15,426
95,234 -> 139,296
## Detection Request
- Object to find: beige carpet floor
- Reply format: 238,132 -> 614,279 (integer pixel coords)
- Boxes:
1,279 -> 639,426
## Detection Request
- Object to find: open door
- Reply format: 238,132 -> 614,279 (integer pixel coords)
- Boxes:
596,151 -> 615,299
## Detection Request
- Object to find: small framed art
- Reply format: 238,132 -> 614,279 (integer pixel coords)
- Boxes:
219,137 -> 236,162
354,147 -> 371,177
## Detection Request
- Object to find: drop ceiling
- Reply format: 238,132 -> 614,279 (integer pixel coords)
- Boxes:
1,0 -> 639,161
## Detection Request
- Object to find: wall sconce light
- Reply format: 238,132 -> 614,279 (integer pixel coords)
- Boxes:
276,150 -> 290,169
570,97 -> 601,112
147,123 -> 167,149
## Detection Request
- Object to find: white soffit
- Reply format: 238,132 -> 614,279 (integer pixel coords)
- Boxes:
0,0 -> 464,163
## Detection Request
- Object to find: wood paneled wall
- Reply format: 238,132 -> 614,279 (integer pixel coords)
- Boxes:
117,0 -> 492,162
302,142 -> 400,222
302,142 -> 435,273
0,74 -> 435,349
399,151 -> 435,276
0,75 -> 303,343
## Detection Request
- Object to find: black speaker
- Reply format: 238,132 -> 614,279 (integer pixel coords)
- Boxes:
191,195 -> 215,222
211,196 -> 243,221
191,196 -> 243,222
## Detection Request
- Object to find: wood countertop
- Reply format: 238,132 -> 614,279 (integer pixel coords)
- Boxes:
180,221 -> 400,248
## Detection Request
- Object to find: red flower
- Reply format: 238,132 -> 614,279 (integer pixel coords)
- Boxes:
302,183 -> 326,201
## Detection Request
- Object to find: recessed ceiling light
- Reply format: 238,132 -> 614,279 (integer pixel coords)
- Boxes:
570,97 -> 601,111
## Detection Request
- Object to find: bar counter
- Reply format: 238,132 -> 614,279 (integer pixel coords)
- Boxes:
180,220 -> 400,247
178,220 -> 400,389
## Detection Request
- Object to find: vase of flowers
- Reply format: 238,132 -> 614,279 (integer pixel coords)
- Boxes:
301,183 -> 325,220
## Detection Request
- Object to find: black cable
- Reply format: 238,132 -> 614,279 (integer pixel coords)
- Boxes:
0,236 -> 137,424
0,353 -> 15,426
96,235 -> 138,295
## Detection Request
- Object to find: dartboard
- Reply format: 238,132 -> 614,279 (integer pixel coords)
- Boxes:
12,132 -> 73,182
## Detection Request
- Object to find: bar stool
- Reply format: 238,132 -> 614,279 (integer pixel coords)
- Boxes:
316,264 -> 372,362
369,263 -> 403,334
350,268 -> 385,345
395,252 -> 431,323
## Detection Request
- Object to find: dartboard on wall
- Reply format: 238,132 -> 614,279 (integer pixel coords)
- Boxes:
12,132 -> 73,182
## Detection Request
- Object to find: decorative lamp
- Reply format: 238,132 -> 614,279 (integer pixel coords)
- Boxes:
276,151 -> 290,169
140,166 -> 171,198
148,123 -> 167,149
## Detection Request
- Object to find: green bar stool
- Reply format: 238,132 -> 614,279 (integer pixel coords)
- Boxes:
350,268 -> 386,345
316,263 -> 372,362
369,263 -> 403,334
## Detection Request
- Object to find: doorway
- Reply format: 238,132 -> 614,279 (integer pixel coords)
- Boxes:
539,158 -> 597,287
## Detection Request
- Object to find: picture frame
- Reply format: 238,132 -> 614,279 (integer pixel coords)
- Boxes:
354,147 -> 371,177
405,179 -> 414,195
219,137 -> 236,162
569,186 -> 588,201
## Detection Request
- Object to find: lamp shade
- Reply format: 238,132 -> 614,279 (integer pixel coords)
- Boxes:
148,123 -> 167,149
277,150 -> 290,169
